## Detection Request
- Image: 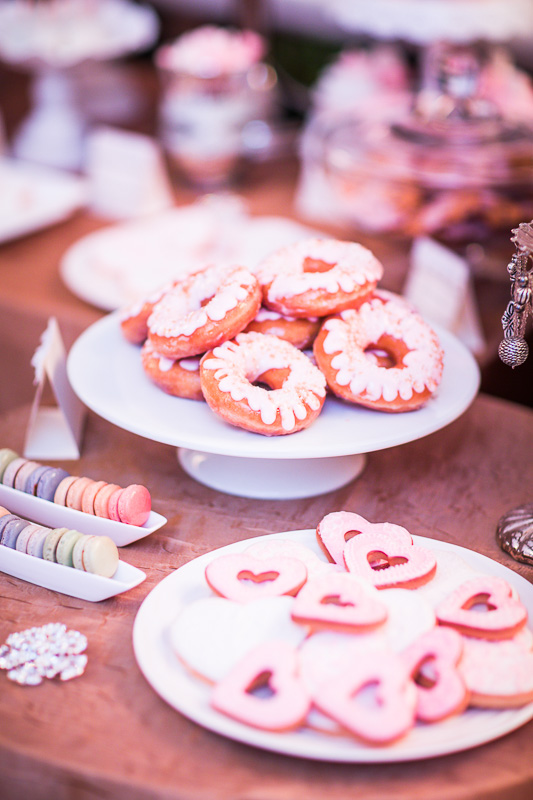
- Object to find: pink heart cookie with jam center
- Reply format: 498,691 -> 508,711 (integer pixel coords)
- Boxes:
210,640 -> 311,731
436,576 -> 528,639
316,511 -> 412,565
291,572 -> 388,633
205,553 -> 308,603
402,627 -> 469,722
312,649 -> 417,744
343,531 -> 437,589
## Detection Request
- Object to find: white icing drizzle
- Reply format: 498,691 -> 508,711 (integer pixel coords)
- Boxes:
202,332 -> 326,431
322,295 -> 443,402
142,340 -> 199,373
255,238 -> 383,302
148,264 -> 256,338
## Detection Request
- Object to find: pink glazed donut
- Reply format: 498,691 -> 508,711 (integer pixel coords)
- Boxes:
314,290 -> 444,412
147,264 -> 262,359
255,238 -> 383,318
200,331 -> 327,435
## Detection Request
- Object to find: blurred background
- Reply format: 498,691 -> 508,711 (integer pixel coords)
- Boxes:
0,0 -> 532,407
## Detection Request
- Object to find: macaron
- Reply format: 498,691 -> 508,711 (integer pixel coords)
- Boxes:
107,487 -> 124,522
0,506 -> 10,518
81,480 -> 107,515
26,526 -> 52,558
55,529 -> 84,567
65,477 -> 95,512
93,483 -> 121,519
36,467 -> 71,502
117,484 -> 151,526
54,475 -> 79,506
25,464 -> 50,495
0,448 -> 19,481
43,527 -> 69,562
1,517 -> 30,549
2,457 -> 28,487
0,513 -> 19,537
15,524 -> 44,553
73,534 -> 119,578
13,460 -> 41,492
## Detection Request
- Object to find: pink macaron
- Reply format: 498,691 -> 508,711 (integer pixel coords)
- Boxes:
65,477 -> 95,511
117,484 -> 151,526
93,483 -> 121,519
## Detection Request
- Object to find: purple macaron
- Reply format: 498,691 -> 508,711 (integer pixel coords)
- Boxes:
35,467 -> 71,502
24,464 -> 50,495
1,517 -> 31,549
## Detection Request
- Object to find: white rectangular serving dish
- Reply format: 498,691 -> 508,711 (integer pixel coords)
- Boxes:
0,545 -> 146,602
0,484 -> 166,546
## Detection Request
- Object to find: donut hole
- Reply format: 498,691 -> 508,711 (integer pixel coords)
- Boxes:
254,367 -> 291,391
364,335 -> 410,369
303,257 -> 336,274
367,550 -> 408,571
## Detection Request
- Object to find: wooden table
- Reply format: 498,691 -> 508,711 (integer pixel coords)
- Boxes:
1,57 -> 533,800
1,392 -> 532,800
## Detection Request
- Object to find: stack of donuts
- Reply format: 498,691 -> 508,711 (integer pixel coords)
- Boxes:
119,238 -> 444,436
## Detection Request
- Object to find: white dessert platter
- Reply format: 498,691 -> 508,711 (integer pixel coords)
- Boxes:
60,199 -> 326,311
66,311 -> 480,499
0,158 -> 87,242
133,528 -> 533,762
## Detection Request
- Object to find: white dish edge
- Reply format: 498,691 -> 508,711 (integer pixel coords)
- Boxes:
0,483 -> 166,546
0,544 -> 146,602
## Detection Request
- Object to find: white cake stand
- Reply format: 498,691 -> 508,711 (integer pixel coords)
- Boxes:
66,313 -> 480,500
0,0 -> 159,170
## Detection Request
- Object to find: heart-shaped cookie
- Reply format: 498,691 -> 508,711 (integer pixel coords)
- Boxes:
402,627 -> 468,722
459,635 -> 533,707
291,572 -> 388,633
316,511 -> 412,565
436,576 -> 528,639
343,531 -> 436,589
245,538 -> 338,578
312,649 -> 417,744
170,595 -> 307,683
210,640 -> 311,731
205,553 -> 308,603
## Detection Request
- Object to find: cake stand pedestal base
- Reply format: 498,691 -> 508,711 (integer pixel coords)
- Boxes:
177,449 -> 367,500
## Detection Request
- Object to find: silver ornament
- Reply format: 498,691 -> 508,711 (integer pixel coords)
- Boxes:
496,503 -> 533,566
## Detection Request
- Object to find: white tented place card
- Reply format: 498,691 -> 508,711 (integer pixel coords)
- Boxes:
23,317 -> 86,460
85,126 -> 174,219
404,237 -> 486,356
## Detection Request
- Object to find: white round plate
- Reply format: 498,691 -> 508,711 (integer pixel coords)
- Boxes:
133,529 -> 533,762
60,202 -> 326,311
0,159 -> 87,243
67,312 -> 479,461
